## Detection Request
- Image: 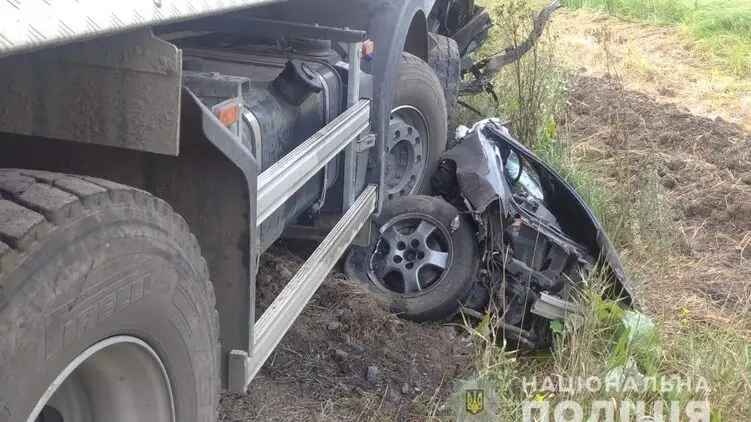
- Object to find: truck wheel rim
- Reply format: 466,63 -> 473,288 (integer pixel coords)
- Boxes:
28,336 -> 175,422
369,213 -> 453,296
385,106 -> 429,199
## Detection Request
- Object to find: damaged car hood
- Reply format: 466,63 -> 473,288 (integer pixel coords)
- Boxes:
440,119 -> 633,303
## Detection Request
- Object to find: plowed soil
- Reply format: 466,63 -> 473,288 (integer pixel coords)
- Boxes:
552,9 -> 751,132
565,75 -> 751,325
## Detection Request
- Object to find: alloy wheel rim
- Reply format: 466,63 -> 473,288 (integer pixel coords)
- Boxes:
369,213 -> 453,295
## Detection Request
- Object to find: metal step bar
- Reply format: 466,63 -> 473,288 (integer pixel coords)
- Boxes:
256,99 -> 371,225
227,37 -> 372,394
230,185 -> 377,392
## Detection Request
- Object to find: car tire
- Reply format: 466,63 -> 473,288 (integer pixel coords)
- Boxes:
363,195 -> 479,321
0,170 -> 219,422
385,53 -> 448,200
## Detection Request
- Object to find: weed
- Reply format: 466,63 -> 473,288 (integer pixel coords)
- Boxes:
663,323 -> 751,420
460,0 -> 567,146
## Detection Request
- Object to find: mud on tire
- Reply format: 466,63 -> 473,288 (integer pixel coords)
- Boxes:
0,169 -> 219,422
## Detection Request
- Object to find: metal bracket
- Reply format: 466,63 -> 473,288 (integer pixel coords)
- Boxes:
184,71 -> 254,152
531,293 -> 583,321
229,185 -> 377,393
257,99 -> 370,225
355,133 -> 376,152
310,70 -> 335,213
184,87 -> 259,374
342,40 -> 363,209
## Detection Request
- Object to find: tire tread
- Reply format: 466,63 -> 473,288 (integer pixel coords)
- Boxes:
0,168 -> 220,421
391,53 -> 448,197
428,33 -> 461,145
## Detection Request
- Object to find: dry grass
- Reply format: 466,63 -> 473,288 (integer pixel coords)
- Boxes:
564,0 -> 751,77
550,9 -> 751,132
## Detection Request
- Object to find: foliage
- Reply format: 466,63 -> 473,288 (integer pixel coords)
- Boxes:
457,0 -> 567,146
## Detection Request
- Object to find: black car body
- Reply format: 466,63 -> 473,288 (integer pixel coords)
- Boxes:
433,119 -> 632,347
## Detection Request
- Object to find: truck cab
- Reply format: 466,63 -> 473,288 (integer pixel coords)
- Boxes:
0,1 -> 450,421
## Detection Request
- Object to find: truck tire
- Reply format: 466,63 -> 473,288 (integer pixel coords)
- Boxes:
0,170 -> 219,422
386,53 -> 448,200
365,195 -> 479,321
428,33 -> 461,145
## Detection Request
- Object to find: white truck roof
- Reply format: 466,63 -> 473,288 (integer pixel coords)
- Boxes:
0,0 -> 284,58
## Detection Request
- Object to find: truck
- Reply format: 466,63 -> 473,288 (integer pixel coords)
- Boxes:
0,1 -> 496,421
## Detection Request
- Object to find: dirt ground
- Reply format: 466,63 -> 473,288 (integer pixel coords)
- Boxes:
551,9 -> 751,132
220,244 -> 474,421
553,9 -> 751,325
220,9 -> 750,421
553,9 -> 751,132
565,75 -> 751,325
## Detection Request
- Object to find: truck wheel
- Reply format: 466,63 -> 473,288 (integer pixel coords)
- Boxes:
428,33 -> 461,145
366,195 -> 479,321
0,170 -> 219,422
385,53 -> 448,200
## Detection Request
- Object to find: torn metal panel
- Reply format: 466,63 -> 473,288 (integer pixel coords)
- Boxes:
437,129 -> 513,215
434,118 -> 632,348
444,119 -> 631,297
0,30 -> 182,155
481,119 -> 631,300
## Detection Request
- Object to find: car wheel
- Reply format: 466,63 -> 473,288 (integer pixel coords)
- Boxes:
363,195 -> 479,321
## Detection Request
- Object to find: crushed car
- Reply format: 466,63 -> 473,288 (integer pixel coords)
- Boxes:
347,119 -> 633,348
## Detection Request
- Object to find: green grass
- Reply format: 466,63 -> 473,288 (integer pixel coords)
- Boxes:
449,275 -> 751,420
563,0 -> 751,76
446,1 -> 751,420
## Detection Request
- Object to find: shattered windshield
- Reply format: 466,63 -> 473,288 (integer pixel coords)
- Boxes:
504,152 -> 545,202
516,167 -> 545,202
